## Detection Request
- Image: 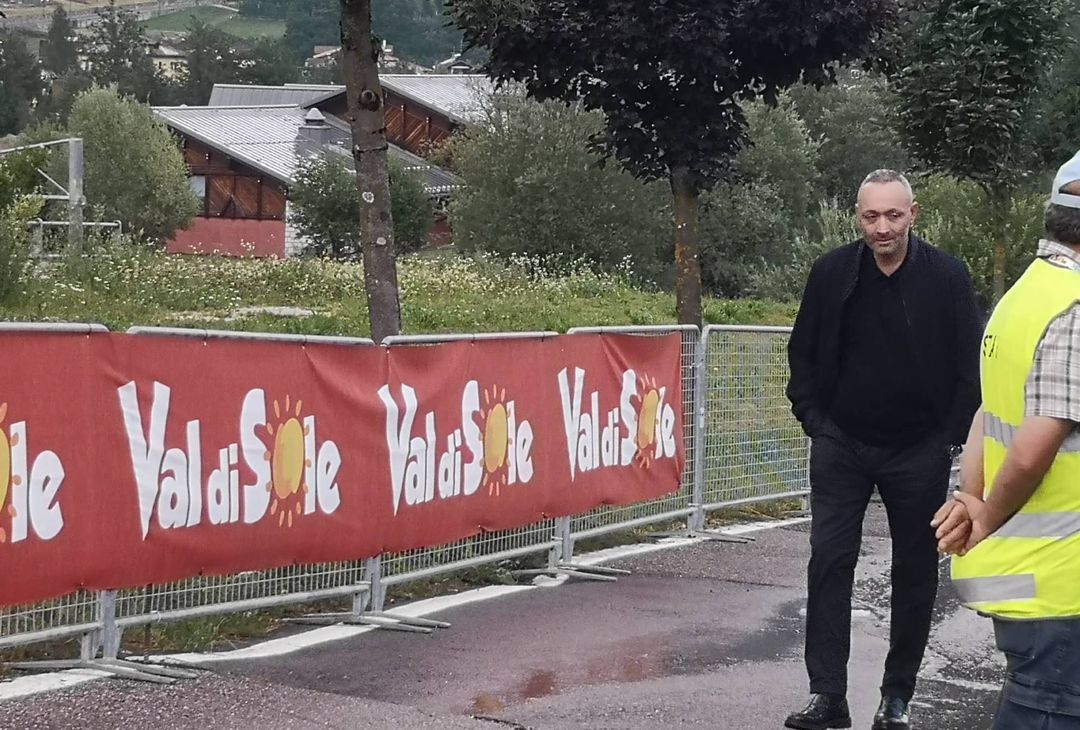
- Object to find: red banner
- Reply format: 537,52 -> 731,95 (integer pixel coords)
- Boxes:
0,330 -> 683,607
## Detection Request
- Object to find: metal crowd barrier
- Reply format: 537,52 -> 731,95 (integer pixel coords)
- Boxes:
0,323 -> 807,670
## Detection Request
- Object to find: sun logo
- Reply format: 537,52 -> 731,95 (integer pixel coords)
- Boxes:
262,395 -> 310,527
479,386 -> 510,496
0,403 -> 20,543
632,376 -> 662,469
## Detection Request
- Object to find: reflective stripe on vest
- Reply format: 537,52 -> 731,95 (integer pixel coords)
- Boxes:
994,512 -> 1080,539
984,411 -> 1080,453
953,575 -> 1037,604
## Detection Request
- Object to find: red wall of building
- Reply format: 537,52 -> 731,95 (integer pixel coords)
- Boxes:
167,217 -> 286,258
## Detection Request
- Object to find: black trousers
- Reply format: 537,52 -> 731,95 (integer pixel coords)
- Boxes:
805,426 -> 951,702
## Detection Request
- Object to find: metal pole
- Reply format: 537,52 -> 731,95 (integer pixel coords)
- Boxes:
365,557 -> 385,613
100,590 -> 121,660
557,515 -> 573,564
690,328 -> 709,533
67,138 -> 84,255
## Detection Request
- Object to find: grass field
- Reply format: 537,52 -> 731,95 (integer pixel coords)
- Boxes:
0,245 -> 797,335
142,5 -> 285,38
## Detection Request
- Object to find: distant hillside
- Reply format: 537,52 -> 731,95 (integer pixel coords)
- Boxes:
143,6 -> 285,39
239,0 -> 465,66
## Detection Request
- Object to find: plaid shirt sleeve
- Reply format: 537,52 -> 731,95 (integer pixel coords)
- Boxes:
1025,304 -> 1080,422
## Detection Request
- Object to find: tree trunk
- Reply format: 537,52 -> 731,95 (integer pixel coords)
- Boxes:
989,186 -> 1012,305
340,0 -> 401,342
670,167 -> 703,327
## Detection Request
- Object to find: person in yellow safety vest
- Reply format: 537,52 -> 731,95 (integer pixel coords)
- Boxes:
932,149 -> 1080,730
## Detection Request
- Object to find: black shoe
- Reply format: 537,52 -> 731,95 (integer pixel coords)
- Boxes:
871,696 -> 910,729
784,694 -> 852,730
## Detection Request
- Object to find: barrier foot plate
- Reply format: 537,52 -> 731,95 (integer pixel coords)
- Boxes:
7,659 -> 179,684
696,531 -> 754,544
283,614 -> 354,627
557,563 -> 631,576
101,658 -> 200,680
351,615 -> 433,633
365,612 -> 450,629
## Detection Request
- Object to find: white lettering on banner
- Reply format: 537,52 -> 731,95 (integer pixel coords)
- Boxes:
558,367 -> 677,480
117,382 -> 343,539
379,381 -> 534,516
2,419 -> 66,543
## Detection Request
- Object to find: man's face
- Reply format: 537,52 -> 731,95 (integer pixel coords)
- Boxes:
856,181 -> 918,258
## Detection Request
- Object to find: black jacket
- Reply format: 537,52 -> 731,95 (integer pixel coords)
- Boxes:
786,235 -> 983,447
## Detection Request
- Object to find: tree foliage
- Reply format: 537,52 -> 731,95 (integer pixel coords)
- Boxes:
892,0 -> 1068,300
180,19 -> 242,104
237,37 -> 301,86
244,0 -> 464,65
290,153 -> 432,258
450,0 -> 894,189
68,87 -> 199,242
449,0 -> 897,325
0,149 -> 48,213
0,30 -> 43,136
0,196 -> 43,304
43,6 -> 80,77
789,70 -> 909,203
85,1 -> 163,103
699,97 -> 820,296
893,0 -> 1067,190
372,0 -> 464,66
284,0 -> 340,61
445,94 -> 671,280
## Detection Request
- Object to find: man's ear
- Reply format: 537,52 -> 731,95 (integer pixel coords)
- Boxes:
910,201 -> 920,224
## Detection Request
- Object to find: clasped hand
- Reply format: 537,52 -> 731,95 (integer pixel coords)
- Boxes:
931,492 -> 993,556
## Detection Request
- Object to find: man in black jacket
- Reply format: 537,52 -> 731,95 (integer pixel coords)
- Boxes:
784,170 -> 982,730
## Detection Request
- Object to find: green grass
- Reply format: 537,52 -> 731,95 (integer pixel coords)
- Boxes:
142,6 -> 285,39
0,246 -> 797,335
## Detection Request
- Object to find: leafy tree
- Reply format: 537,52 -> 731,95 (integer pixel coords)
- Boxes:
445,95 -> 671,280
449,0 -> 897,325
85,1 -> 163,103
248,0 -> 463,66
916,175 -> 1045,308
388,162 -> 435,255
748,199 -> 855,301
43,6 -> 79,77
699,97 -> 820,296
892,0 -> 1068,301
0,196 -> 43,303
372,0 -> 464,67
0,30 -> 44,136
237,38 -> 301,86
179,18 -> 242,104
0,149 -> 48,213
68,87 -> 199,242
285,0 -> 339,61
789,69 -> 909,203
290,153 -> 432,257
35,70 -> 95,125
1027,9 -> 1080,175
302,59 -> 344,85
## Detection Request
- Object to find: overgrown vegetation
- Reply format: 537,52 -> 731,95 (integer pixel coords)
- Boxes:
290,154 -> 433,258
0,243 -> 796,335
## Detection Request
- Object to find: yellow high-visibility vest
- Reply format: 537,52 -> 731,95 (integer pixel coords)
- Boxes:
952,257 -> 1080,619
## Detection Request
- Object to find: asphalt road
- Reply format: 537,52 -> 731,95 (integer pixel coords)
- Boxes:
0,503 -> 1004,729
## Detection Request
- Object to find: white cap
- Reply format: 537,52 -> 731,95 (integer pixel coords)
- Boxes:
1051,150 -> 1080,209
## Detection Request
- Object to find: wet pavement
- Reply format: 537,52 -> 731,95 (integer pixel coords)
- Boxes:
0,503 -> 1004,729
